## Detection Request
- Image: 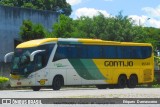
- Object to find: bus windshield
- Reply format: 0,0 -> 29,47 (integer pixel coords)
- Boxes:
11,44 -> 54,76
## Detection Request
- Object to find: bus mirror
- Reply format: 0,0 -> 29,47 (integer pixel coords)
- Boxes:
30,50 -> 45,61
4,52 -> 14,63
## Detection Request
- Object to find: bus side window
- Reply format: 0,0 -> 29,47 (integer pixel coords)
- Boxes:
68,45 -> 77,58
79,45 -> 87,58
103,46 -> 117,59
88,46 -> 101,58
117,46 -> 123,59
131,47 -> 142,59
141,47 -> 152,58
53,45 -> 68,61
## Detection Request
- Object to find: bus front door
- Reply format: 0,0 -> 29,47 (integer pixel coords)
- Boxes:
34,54 -> 49,86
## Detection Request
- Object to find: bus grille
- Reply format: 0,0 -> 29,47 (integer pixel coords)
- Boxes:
143,69 -> 152,81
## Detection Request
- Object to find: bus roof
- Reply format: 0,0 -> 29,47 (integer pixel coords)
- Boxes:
16,38 -> 152,48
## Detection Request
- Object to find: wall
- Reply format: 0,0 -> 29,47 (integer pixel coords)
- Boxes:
0,5 -> 58,62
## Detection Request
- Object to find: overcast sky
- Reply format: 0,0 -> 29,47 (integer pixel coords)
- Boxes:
66,0 -> 160,28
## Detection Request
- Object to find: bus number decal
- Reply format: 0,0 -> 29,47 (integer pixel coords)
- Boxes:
142,62 -> 150,66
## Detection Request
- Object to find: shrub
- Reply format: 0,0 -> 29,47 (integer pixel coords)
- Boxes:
0,77 -> 9,83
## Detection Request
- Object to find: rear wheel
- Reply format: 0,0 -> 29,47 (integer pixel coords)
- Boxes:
117,75 -> 127,88
52,76 -> 63,90
108,84 -> 116,89
96,85 -> 108,89
31,86 -> 41,91
127,75 -> 138,88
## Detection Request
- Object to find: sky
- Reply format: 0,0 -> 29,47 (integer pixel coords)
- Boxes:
66,0 -> 160,28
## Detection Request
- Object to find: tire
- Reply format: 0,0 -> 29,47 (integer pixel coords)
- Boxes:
127,75 -> 138,88
117,75 -> 127,88
52,76 -> 63,90
31,86 -> 41,91
96,85 -> 108,89
108,84 -> 116,89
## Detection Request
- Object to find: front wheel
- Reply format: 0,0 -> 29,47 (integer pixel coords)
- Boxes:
52,76 -> 63,90
31,86 -> 41,91
96,85 -> 108,89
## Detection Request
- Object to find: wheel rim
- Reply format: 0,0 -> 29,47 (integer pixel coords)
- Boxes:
118,76 -> 126,88
54,77 -> 62,89
120,78 -> 126,86
130,76 -> 137,86
56,78 -> 61,87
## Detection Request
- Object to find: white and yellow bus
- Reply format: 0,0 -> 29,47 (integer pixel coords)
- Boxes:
5,38 -> 154,91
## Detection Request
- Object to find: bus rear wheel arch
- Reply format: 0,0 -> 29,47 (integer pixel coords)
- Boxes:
117,74 -> 127,88
127,74 -> 138,88
52,75 -> 64,90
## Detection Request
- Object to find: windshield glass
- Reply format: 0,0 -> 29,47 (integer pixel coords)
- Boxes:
11,44 -> 54,76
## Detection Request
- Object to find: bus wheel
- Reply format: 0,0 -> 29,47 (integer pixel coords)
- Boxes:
117,75 -> 127,88
96,85 -> 108,89
31,86 -> 41,91
52,76 -> 63,90
127,75 -> 138,88
108,84 -> 116,89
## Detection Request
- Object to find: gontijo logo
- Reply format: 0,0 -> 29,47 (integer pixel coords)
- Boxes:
104,61 -> 133,67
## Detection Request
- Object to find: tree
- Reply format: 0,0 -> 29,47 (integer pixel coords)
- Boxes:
100,12 -> 136,42
50,12 -> 160,49
133,27 -> 160,49
20,20 -> 45,41
53,14 -> 74,38
52,12 -> 139,41
0,0 -> 72,16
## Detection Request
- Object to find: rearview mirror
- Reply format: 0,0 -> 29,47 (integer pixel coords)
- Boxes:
30,50 -> 45,61
4,52 -> 14,63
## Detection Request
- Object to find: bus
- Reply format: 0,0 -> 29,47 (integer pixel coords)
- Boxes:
4,38 -> 154,91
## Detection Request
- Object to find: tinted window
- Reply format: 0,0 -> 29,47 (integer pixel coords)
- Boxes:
53,45 -> 68,61
103,46 -> 117,58
88,46 -> 102,58
68,45 -> 77,58
53,45 -> 103,61
53,44 -> 152,61
131,47 -> 142,58
141,46 -> 152,58
79,45 -> 88,58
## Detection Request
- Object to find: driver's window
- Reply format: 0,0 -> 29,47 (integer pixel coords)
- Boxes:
35,55 -> 43,70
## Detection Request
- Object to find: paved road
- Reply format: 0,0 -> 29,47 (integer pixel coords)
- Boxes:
0,88 -> 160,98
1,88 -> 160,107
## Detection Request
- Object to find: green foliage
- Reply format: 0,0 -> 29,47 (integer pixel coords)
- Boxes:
21,2 -> 37,9
0,77 -> 9,83
32,24 -> 45,39
19,12 -> 160,50
52,13 -> 138,41
0,0 -> 72,16
20,20 -> 45,41
0,0 -> 13,6
133,27 -> 160,49
52,12 -> 160,50
53,14 -> 74,38
44,30 -> 55,38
